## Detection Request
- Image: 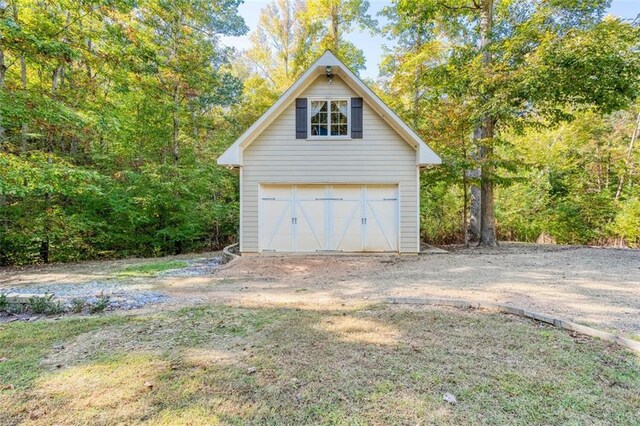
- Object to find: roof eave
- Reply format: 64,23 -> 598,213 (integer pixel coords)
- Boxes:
418,143 -> 442,165
217,144 -> 241,166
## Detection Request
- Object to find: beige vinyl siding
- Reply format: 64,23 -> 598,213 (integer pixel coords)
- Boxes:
241,75 -> 420,253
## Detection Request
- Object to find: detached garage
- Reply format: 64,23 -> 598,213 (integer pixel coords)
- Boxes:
218,50 -> 441,254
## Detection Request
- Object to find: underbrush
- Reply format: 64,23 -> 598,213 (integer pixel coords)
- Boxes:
0,293 -> 111,317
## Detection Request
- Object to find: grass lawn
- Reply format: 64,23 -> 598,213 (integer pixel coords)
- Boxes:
1,304 -> 638,425
116,261 -> 189,277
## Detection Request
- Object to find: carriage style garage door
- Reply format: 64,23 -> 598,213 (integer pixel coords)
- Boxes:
259,184 -> 398,253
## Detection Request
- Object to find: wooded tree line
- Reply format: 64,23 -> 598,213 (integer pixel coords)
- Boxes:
0,0 -> 638,265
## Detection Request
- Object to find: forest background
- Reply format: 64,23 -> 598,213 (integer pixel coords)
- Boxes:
1,0 -> 639,264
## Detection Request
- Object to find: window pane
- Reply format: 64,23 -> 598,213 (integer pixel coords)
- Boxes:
330,100 -> 348,136
310,101 -> 328,136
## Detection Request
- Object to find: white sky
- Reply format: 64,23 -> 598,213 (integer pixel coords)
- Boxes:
221,0 -> 640,80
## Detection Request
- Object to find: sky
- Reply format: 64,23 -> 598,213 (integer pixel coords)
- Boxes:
221,0 -> 640,80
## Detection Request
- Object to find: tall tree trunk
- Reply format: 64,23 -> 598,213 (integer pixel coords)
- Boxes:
15,0 -> 28,154
462,134 -> 470,245
20,54 -> 27,154
40,134 -> 53,264
331,6 -> 339,52
615,112 -> 640,200
478,118 -> 496,245
476,0 -> 497,247
172,83 -> 179,167
0,42 -> 6,148
0,40 -> 6,257
40,65 -> 63,263
468,129 -> 481,243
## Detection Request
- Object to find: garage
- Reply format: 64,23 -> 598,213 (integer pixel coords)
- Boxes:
259,184 -> 398,253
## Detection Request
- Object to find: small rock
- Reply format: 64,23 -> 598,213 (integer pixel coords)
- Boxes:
56,364 -> 62,369
144,381 -> 154,389
2,384 -> 14,390
294,392 -> 302,403
443,393 -> 457,405
246,367 -> 257,374
53,345 -> 64,350
0,357 -> 7,363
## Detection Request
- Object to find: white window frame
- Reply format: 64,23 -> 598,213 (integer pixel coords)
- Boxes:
307,97 -> 351,140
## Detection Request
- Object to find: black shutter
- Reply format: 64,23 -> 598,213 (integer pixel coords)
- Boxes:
351,97 -> 363,139
295,98 -> 307,139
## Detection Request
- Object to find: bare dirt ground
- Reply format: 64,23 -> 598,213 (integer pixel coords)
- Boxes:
1,243 -> 639,337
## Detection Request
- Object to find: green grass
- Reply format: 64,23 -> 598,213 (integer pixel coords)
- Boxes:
0,316 -> 129,388
117,260 -> 189,277
1,304 -> 639,425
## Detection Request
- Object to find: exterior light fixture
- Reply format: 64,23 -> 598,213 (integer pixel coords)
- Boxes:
326,65 -> 334,84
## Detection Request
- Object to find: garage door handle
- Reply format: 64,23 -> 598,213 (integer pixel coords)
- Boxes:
361,218 -> 367,224
383,198 -> 397,201
315,197 -> 344,200
262,197 -> 276,200
291,217 -> 297,224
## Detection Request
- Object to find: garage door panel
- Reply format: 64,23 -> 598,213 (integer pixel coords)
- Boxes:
331,200 -> 361,251
329,185 -> 362,251
295,185 -> 326,251
364,185 -> 398,252
261,200 -> 293,251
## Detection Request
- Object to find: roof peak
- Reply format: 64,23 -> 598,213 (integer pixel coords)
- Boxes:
217,48 -> 441,167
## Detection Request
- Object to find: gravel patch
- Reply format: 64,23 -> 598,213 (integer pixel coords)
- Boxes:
159,257 -> 222,277
0,256 -> 223,315
1,281 -> 169,311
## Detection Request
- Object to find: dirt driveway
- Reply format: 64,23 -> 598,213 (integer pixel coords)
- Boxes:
173,244 -> 640,337
1,244 -> 639,337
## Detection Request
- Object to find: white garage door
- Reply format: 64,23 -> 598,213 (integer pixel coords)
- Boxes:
260,184 -> 398,253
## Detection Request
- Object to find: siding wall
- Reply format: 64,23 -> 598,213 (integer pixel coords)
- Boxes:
241,75 -> 420,253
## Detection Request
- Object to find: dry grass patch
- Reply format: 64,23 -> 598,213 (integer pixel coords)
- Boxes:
0,304 -> 638,425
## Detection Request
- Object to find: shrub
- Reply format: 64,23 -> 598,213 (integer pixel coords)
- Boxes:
89,294 -> 110,314
0,294 -> 7,312
69,298 -> 86,314
27,294 -> 65,315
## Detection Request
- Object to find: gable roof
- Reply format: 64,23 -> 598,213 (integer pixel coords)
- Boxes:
218,50 -> 441,166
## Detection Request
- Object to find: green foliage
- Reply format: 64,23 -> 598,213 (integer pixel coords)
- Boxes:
69,298 -> 86,314
380,0 -> 640,246
0,0 -> 639,263
27,294 -> 64,315
610,197 -> 640,246
88,295 -> 110,314
0,294 -> 7,312
0,0 -> 245,265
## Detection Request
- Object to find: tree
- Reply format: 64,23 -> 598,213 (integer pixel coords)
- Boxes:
300,0 -> 376,74
246,0 -> 309,90
383,0 -> 640,246
0,0 -> 247,264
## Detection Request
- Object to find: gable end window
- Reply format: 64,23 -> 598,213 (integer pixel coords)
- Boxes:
309,98 -> 349,137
